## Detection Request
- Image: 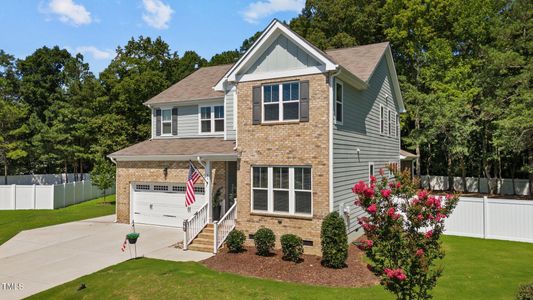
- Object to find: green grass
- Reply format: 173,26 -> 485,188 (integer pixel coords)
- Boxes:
30,235 -> 533,300
0,195 -> 115,245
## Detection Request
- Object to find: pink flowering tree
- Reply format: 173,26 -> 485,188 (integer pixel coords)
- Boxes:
353,170 -> 459,299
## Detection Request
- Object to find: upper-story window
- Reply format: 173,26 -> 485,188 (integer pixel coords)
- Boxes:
200,105 -> 224,134
335,81 -> 343,124
161,109 -> 172,135
263,82 -> 300,122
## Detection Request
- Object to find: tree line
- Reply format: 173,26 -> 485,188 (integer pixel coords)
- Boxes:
0,0 -> 531,193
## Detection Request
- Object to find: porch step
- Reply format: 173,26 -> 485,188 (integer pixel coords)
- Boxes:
188,244 -> 213,252
187,224 -> 215,253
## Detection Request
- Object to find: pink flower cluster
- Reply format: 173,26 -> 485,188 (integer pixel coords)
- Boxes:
424,230 -> 433,239
352,180 -> 376,199
367,203 -> 377,214
358,217 -> 376,231
381,189 -> 391,198
416,248 -> 425,257
384,268 -> 407,281
425,196 -> 442,209
357,239 -> 374,250
387,207 -> 401,220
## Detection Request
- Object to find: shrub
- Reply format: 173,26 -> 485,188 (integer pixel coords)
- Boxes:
352,169 -> 459,299
321,211 -> 348,268
280,234 -> 304,262
516,283 -> 533,300
254,228 -> 275,256
226,229 -> 246,253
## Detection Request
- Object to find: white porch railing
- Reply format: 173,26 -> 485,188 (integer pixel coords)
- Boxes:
183,202 -> 209,250
213,200 -> 237,254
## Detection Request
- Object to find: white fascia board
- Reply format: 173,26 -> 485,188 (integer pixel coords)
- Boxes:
147,97 -> 224,107
214,20 -> 337,90
336,66 -> 368,90
108,154 -> 238,162
384,46 -> 406,113
236,66 -> 327,83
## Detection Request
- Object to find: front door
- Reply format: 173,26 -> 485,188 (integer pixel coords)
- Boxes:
226,161 -> 237,212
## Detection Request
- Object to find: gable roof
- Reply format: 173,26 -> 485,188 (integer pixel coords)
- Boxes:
325,42 -> 389,82
144,64 -> 232,105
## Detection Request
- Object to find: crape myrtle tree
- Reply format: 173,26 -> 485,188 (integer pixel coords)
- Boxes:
353,169 -> 459,299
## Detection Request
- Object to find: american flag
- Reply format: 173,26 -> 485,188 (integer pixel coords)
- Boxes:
185,161 -> 201,207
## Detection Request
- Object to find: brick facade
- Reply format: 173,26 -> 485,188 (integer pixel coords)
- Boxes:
235,73 -> 331,255
115,160 -> 226,223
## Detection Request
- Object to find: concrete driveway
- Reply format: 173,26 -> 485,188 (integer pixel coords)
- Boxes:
0,215 -> 212,300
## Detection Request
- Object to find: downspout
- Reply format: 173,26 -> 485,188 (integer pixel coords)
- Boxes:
329,67 -> 341,212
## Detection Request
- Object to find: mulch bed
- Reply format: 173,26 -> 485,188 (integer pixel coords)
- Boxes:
201,245 -> 379,288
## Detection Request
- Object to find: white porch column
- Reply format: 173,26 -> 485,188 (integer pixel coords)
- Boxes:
205,161 -> 213,223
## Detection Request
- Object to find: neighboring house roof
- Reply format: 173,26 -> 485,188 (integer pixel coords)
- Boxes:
400,149 -> 418,160
144,64 -> 232,105
325,42 -> 389,82
108,138 -> 237,161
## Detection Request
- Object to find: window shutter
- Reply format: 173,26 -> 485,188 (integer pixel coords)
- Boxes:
300,80 -> 309,122
155,108 -> 161,136
172,107 -> 178,135
252,86 -> 261,125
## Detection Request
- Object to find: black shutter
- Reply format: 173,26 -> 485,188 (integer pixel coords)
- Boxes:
155,108 -> 161,136
172,107 -> 178,135
300,80 -> 309,122
252,86 -> 261,125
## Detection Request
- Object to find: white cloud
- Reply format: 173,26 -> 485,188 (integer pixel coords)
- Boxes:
46,0 -> 92,26
75,46 -> 114,60
141,0 -> 174,29
242,0 -> 304,24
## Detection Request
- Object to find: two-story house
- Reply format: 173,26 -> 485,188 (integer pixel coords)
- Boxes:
108,19 -> 405,255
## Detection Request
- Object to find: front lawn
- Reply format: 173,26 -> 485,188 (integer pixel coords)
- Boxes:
0,195 -> 115,245
30,236 -> 533,299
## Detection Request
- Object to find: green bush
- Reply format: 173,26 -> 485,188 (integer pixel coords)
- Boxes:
516,283 -> 533,300
254,228 -> 275,256
226,229 -> 246,253
280,234 -> 304,262
321,211 -> 348,268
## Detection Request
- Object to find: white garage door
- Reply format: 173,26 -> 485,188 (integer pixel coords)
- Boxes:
132,182 -> 206,228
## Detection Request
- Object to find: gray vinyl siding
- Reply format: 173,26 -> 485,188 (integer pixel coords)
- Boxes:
225,88 -> 236,140
241,34 -> 320,75
151,100 -> 225,139
332,56 -> 401,237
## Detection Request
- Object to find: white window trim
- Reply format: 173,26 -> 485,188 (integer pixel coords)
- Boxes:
395,112 -> 399,138
251,166 -> 313,217
334,80 -> 343,125
261,81 -> 301,123
198,104 -> 225,135
388,108 -> 392,136
369,162 -> 375,181
160,107 -> 173,136
379,104 -> 385,135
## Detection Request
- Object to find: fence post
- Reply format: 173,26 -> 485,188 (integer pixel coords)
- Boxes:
51,185 -> 55,209
73,181 -> 76,204
63,182 -> 66,208
11,184 -> 16,210
33,184 -> 37,209
483,196 -> 489,239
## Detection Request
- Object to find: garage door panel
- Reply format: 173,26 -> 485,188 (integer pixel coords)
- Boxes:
132,182 -> 207,228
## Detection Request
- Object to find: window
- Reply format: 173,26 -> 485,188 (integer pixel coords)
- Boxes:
153,185 -> 169,191
388,109 -> 392,136
135,184 -> 150,190
200,105 -> 224,134
380,105 -> 385,134
263,82 -> 300,122
335,81 -> 343,123
161,109 -> 172,135
396,113 -> 399,137
252,166 -> 312,215
369,162 -> 375,181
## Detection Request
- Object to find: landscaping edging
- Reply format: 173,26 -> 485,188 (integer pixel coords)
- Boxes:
201,245 -> 379,287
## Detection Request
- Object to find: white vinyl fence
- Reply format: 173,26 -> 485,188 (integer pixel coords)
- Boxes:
0,173 -> 90,185
421,175 -> 530,196
0,180 -> 115,210
444,197 -> 533,243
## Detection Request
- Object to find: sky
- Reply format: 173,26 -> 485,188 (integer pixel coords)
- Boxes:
0,0 -> 305,74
